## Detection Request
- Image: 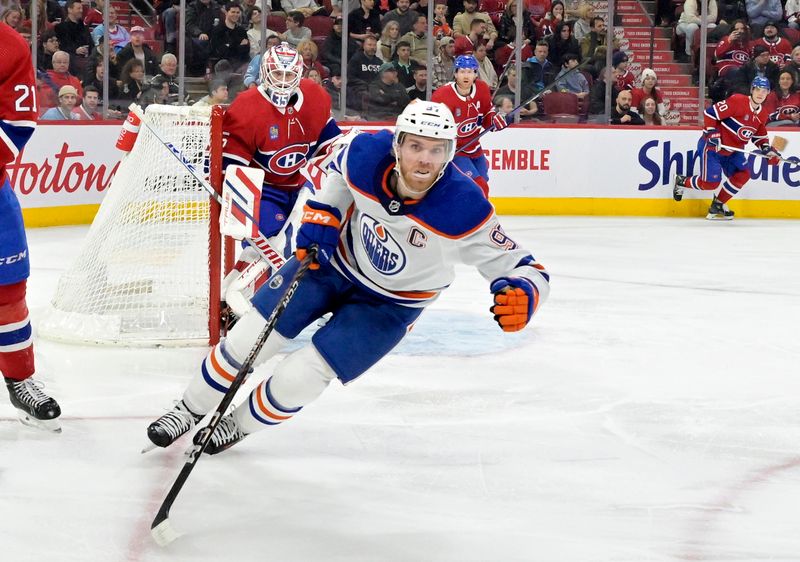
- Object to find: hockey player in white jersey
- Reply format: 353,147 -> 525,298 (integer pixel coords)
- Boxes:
146,101 -> 550,454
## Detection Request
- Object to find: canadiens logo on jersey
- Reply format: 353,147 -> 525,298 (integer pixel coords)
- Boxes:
457,116 -> 480,137
360,214 -> 406,275
736,126 -> 756,140
261,142 -> 311,175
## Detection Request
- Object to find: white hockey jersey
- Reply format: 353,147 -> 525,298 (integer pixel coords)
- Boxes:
315,129 -> 550,310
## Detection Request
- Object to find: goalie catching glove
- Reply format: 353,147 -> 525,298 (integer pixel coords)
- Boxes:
295,200 -> 341,269
490,277 -> 537,332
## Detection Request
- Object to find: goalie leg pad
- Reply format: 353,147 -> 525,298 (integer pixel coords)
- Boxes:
183,309 -> 289,414
0,281 -> 34,381
223,246 -> 273,317
233,344 -> 336,434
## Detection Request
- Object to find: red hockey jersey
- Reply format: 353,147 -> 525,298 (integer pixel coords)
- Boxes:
431,80 -> 498,157
0,23 -> 37,184
715,38 -> 750,76
750,37 -> 792,66
222,79 -> 341,192
763,90 -> 800,123
704,93 -> 770,153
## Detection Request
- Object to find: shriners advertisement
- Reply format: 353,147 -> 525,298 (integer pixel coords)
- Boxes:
11,123 -> 800,219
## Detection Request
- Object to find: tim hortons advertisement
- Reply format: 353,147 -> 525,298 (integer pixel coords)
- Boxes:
11,123 -> 121,209
12,123 -> 800,215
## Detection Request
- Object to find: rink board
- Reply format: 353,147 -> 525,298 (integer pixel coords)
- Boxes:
14,121 -> 800,226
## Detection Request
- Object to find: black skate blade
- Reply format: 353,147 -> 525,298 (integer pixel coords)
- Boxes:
17,411 -> 61,433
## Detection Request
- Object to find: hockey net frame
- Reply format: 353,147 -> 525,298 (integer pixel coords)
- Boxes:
38,104 -> 234,347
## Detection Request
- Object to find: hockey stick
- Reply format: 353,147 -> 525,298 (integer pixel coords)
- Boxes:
717,143 -> 800,165
150,247 -> 317,547
128,104 -> 286,270
460,59 -> 591,154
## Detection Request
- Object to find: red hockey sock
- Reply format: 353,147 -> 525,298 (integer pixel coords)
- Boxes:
0,281 -> 34,381
716,189 -> 734,204
688,177 -> 719,191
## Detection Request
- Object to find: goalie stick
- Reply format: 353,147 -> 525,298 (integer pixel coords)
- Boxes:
150,247 -> 317,547
128,104 -> 286,270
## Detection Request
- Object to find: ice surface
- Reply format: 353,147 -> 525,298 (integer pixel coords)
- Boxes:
2,216 -> 800,562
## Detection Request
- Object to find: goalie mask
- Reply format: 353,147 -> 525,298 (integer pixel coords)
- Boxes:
260,43 -> 304,108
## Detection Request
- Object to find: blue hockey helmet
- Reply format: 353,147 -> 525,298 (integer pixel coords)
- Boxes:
751,76 -> 771,91
453,55 -> 479,73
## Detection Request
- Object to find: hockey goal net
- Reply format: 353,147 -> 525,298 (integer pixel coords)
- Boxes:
38,104 -> 232,347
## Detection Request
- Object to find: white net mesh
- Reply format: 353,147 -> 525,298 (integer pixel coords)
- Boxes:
38,105 -> 218,346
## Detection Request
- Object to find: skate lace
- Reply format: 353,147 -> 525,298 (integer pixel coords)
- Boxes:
11,379 -> 51,409
212,416 -> 242,447
157,404 -> 198,440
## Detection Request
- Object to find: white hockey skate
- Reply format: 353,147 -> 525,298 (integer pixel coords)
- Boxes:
144,400 -> 203,452
190,413 -> 247,456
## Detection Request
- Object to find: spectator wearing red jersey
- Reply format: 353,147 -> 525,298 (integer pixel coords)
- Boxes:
36,50 -> 84,113
453,17 -> 486,55
83,0 -> 105,29
750,22 -> 792,67
763,70 -> 800,126
538,0 -> 564,38
452,0 -> 497,48
73,86 -> 103,120
714,20 -> 751,77
613,51 -> 635,91
631,68 -> 665,115
526,0 -> 552,29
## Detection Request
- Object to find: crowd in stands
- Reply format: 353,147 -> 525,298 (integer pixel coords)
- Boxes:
659,0 -> 800,126
9,0 -> 799,125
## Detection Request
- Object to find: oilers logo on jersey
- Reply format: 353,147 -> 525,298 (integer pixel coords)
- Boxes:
360,214 -> 405,275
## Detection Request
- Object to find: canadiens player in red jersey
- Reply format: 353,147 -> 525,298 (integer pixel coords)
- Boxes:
145,101 -> 549,455
431,55 -> 508,197
220,42 -> 342,310
0,23 -> 62,431
672,77 -> 783,220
